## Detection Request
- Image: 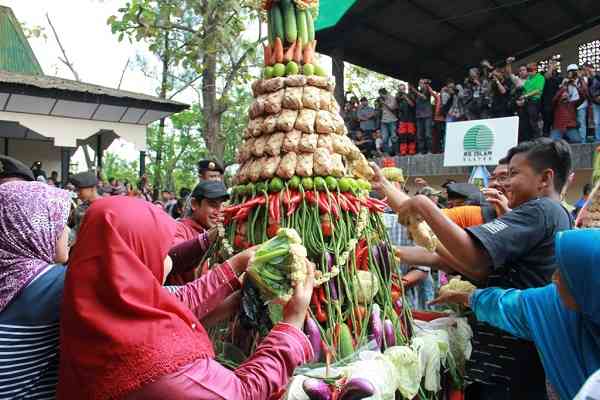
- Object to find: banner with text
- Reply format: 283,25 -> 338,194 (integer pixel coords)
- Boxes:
443,117 -> 519,167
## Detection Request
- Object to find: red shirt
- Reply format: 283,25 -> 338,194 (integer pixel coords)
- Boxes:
167,218 -> 210,285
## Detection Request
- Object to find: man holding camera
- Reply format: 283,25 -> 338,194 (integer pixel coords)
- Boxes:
462,66 -> 492,120
396,83 -> 417,156
549,64 -> 586,143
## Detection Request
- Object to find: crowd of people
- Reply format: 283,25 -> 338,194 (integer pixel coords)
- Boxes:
344,58 -> 600,157
1,133 -> 599,400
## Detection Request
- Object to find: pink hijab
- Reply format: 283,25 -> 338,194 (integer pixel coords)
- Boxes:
0,181 -> 70,311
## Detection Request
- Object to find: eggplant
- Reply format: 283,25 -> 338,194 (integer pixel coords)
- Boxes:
302,378 -> 333,400
324,252 -> 338,300
383,319 -> 395,348
303,317 -> 321,362
339,378 -> 375,400
378,243 -> 392,281
368,304 -> 383,350
370,242 -> 391,281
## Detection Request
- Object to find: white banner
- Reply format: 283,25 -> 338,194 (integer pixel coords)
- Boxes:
443,117 -> 519,167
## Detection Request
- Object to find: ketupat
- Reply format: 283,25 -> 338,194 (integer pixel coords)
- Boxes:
440,277 -> 477,296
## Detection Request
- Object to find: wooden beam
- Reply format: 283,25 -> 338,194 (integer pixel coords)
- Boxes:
488,0 -> 545,43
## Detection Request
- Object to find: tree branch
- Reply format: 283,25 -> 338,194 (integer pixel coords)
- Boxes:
117,58 -> 130,89
46,13 -> 81,81
168,74 -> 203,100
218,37 -> 265,113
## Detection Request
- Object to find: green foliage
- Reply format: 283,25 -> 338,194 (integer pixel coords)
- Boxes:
344,62 -> 404,101
108,0 -> 264,192
102,152 -> 140,184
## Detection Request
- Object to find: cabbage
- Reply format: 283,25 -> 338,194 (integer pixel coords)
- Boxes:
247,228 -> 307,303
354,270 -> 379,304
411,329 -> 450,392
384,346 -> 422,399
343,354 -> 399,400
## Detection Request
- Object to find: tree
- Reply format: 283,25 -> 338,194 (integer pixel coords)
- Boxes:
102,152 -> 140,184
108,0 -> 263,190
344,62 -> 405,102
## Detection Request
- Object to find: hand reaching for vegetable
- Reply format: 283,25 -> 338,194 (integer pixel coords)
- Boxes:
428,290 -> 471,307
228,246 -> 258,275
369,162 -> 411,212
481,188 -> 511,217
282,259 -> 315,330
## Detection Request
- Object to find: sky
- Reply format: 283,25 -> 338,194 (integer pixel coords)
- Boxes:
4,0 -> 332,167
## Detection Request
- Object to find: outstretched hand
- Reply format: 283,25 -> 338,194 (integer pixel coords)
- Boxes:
428,290 -> 471,307
283,259 -> 315,330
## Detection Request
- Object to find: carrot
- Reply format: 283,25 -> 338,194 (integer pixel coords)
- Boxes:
294,39 -> 303,64
283,41 -> 296,63
273,37 -> 284,64
263,44 -> 272,67
303,40 -> 314,65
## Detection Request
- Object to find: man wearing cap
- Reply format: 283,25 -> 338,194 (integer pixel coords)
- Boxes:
68,171 -> 99,240
166,180 -> 229,285
198,159 -> 224,182
30,161 -> 47,181
0,155 -> 35,185
550,65 -> 586,143
419,186 -> 442,207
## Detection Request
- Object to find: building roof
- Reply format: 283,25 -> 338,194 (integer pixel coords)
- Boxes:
316,0 -> 600,83
0,70 -> 188,125
0,6 -> 43,75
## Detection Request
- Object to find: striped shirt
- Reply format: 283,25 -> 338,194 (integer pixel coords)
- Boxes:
0,265 -> 65,400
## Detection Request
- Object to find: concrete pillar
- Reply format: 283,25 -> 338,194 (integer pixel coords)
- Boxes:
331,48 -> 345,108
139,151 -> 146,177
60,147 -> 74,186
96,133 -> 103,170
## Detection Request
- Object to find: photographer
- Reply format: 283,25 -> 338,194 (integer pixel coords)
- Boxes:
445,79 -> 466,122
522,62 -> 545,139
550,64 -> 586,143
489,66 -> 514,118
541,60 -> 563,136
461,66 -> 491,120
378,88 -> 398,155
412,79 -> 434,154
395,83 -> 417,155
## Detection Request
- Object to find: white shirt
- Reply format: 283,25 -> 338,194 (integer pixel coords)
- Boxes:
575,369 -> 600,400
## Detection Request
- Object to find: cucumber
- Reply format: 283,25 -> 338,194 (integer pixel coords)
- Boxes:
296,9 -> 308,47
267,11 -> 275,45
280,0 -> 297,44
271,5 -> 285,42
306,10 -> 315,43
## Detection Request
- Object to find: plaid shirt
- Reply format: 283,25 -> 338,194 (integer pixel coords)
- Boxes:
382,212 -> 435,310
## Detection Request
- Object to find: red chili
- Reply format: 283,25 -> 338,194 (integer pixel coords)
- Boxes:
232,207 -> 252,222
327,193 -> 340,218
318,286 -> 327,304
341,193 -> 359,214
318,192 -> 331,214
312,292 -> 327,323
268,193 -> 277,223
274,192 -> 281,223
225,196 -> 266,215
337,193 -> 350,212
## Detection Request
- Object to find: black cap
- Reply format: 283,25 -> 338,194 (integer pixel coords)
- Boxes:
441,179 -> 457,189
197,159 -> 224,174
191,181 -> 230,200
70,171 -> 98,189
0,155 -> 35,181
447,183 -> 484,204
